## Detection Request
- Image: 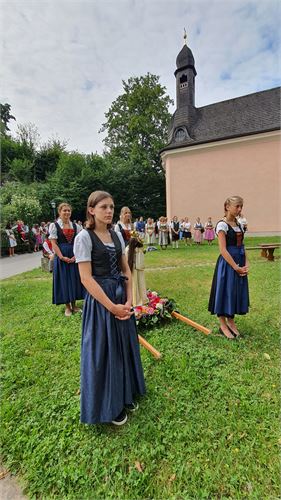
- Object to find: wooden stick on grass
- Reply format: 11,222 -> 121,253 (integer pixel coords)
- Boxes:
138,334 -> 162,359
171,311 -> 212,335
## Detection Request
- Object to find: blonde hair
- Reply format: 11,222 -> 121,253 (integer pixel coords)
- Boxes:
58,202 -> 72,214
224,195 -> 244,215
86,191 -> 113,230
119,206 -> 132,223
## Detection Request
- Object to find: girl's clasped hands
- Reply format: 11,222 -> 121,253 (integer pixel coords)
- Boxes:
113,302 -> 134,321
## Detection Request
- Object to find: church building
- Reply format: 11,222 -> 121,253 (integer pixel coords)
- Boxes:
161,40 -> 281,233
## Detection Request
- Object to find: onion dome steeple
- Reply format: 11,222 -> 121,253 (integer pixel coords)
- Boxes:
167,30 -> 198,145
174,29 -> 197,109
175,44 -> 196,74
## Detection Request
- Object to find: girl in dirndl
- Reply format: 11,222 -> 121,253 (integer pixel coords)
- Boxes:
49,202 -> 84,317
5,223 -> 17,256
208,195 -> 249,339
204,217 -> 215,245
145,218 -> 156,246
170,216 -> 180,249
114,206 -> 133,246
193,217 -> 204,244
158,216 -> 169,249
182,217 -> 192,246
74,191 -> 145,426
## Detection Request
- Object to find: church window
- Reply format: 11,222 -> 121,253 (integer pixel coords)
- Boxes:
175,128 -> 187,142
179,74 -> 188,90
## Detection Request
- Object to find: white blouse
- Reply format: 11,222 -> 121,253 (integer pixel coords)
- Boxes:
49,218 -> 80,239
216,221 -> 242,235
74,229 -> 125,263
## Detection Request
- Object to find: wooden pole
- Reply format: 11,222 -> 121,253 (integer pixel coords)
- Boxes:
138,334 -> 162,359
171,311 -> 211,335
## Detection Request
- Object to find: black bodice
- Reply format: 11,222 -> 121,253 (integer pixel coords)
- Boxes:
55,222 -> 77,244
86,229 -> 122,277
216,220 -> 244,247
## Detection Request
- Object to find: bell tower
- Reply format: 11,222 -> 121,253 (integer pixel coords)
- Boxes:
167,30 -> 198,144
175,29 -> 197,109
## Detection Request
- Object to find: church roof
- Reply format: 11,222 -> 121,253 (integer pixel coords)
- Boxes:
176,44 -> 195,69
162,86 -> 281,152
175,45 -> 196,76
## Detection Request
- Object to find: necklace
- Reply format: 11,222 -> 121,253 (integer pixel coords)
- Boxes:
94,229 -> 112,243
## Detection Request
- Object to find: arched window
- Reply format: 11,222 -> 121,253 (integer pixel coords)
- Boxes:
179,74 -> 188,90
174,127 -> 188,142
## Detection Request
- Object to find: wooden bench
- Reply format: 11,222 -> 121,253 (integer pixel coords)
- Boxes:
259,243 -> 281,261
245,246 -> 260,251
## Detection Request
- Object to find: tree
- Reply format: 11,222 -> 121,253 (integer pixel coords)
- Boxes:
46,152 -> 109,220
1,182 -> 41,226
100,73 -> 173,217
0,103 -> 16,134
34,138 -> 67,181
9,158 -> 34,183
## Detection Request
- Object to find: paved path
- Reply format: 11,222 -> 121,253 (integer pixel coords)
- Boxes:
0,253 -> 42,280
0,466 -> 26,500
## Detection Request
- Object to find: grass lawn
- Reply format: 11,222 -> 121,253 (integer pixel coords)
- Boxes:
1,237 -> 280,499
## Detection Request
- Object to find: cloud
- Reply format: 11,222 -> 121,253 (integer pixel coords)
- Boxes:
1,0 -> 280,154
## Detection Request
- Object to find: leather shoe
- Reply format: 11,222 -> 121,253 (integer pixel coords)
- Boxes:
227,325 -> 241,337
219,327 -> 236,340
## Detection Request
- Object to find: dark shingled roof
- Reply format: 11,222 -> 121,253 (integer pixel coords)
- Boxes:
162,86 -> 281,153
176,45 -> 195,70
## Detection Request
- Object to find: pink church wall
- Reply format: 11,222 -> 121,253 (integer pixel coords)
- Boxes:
162,132 -> 281,234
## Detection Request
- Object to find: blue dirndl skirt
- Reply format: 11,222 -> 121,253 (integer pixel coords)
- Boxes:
80,275 -> 146,424
208,245 -> 249,316
52,242 -> 85,305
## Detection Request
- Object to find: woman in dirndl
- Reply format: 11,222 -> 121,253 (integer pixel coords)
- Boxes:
204,217 -> 215,245
74,191 -> 145,426
49,202 -> 84,317
182,217 -> 192,246
158,216 -> 169,249
208,195 -> 249,339
193,217 -> 204,244
145,218 -> 156,246
5,223 -> 17,257
114,206 -> 133,246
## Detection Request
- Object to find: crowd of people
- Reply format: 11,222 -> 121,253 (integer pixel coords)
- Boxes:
5,194 -> 249,427
116,213 -> 248,249
5,213 -> 248,257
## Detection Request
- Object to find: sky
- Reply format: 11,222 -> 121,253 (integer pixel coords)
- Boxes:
1,0 -> 280,154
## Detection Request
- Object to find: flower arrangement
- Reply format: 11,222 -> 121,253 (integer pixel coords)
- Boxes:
133,290 -> 176,329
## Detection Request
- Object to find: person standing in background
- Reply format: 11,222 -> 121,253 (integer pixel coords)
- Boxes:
193,217 -> 204,245
204,217 -> 215,245
49,202 -> 84,317
5,223 -> 17,257
158,216 -> 169,249
115,206 -> 133,246
170,216 -> 180,249
182,217 -> 192,246
238,213 -> 248,232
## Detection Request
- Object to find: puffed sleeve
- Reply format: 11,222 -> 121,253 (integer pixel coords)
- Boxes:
73,229 -> 92,262
115,231 -> 125,255
216,221 -> 228,235
48,222 -> 58,239
114,222 -> 121,233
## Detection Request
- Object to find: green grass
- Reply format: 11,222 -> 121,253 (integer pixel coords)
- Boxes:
1,237 -> 280,499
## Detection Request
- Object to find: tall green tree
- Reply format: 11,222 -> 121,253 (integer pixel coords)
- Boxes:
0,103 -> 16,134
100,73 -> 173,217
34,138 -> 67,181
